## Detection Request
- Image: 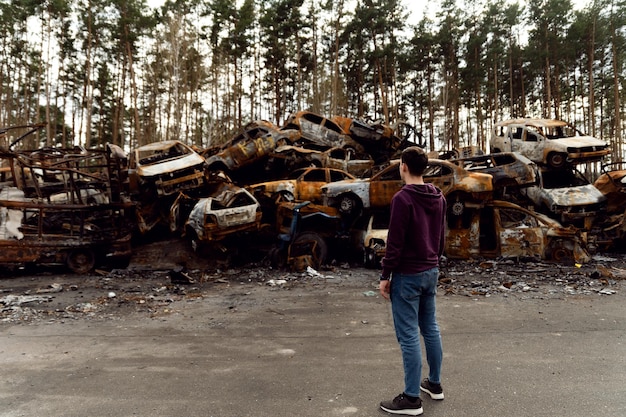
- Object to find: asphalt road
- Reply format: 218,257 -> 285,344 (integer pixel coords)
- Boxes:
1,271 -> 625,417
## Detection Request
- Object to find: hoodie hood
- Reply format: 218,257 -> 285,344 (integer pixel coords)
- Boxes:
404,183 -> 443,198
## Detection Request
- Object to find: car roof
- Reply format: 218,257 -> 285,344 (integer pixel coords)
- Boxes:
494,118 -> 569,128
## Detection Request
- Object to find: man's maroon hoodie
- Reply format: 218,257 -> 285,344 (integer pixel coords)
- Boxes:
381,183 -> 446,278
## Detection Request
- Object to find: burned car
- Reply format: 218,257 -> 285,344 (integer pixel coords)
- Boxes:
270,201 -> 343,271
333,117 -> 421,163
0,189 -> 135,273
446,200 -> 591,263
281,111 -> 363,152
490,118 -> 610,168
268,145 -> 373,177
361,200 -> 590,265
182,184 -> 262,248
521,167 -> 606,229
321,159 -> 493,217
449,152 -> 538,197
248,167 -> 355,204
593,162 -> 626,214
203,121 -> 298,177
129,140 -> 207,197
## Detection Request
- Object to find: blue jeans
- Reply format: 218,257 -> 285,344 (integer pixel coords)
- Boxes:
390,268 -> 443,398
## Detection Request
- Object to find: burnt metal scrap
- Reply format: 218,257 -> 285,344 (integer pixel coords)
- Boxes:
0,125 -> 134,273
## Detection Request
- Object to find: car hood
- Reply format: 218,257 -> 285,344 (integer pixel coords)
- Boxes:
543,184 -> 606,206
322,178 -> 367,190
550,136 -> 608,148
138,152 -> 206,177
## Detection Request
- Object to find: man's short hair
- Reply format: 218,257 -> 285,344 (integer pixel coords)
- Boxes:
401,146 -> 428,176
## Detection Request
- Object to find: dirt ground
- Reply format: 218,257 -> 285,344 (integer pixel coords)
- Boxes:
1,238 -> 624,325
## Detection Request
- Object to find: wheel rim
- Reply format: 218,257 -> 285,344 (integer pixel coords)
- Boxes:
67,249 -> 95,274
549,153 -> 566,168
451,200 -> 464,216
339,197 -> 355,213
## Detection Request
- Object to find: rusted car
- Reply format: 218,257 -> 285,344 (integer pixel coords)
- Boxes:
129,140 -> 207,197
360,201 -> 590,266
204,121 -> 298,176
450,152 -> 538,197
490,118 -> 610,168
248,166 -> 355,204
521,167 -> 606,229
182,184 -> 262,248
593,162 -> 626,214
321,159 -> 493,217
332,117 -> 421,163
269,145 -> 374,177
447,200 -> 591,263
281,111 -> 362,151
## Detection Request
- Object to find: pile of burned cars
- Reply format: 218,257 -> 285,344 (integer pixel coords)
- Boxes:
1,115 -> 621,273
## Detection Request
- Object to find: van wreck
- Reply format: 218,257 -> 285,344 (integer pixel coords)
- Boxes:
0,124 -> 134,272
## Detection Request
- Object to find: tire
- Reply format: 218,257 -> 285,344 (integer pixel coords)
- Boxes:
338,194 -> 361,215
268,246 -> 287,269
551,246 -> 573,263
363,248 -> 378,269
547,152 -> 567,169
66,248 -> 96,274
291,232 -> 328,269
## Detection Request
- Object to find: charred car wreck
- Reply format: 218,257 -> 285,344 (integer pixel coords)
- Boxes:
0,124 -> 134,273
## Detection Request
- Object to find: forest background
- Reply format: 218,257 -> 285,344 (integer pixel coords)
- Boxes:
1,0 -> 625,164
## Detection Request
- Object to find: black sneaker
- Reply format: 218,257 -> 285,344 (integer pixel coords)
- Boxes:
420,378 -> 444,400
380,393 -> 423,416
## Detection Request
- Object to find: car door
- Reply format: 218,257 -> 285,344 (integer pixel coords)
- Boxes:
369,163 -> 403,208
297,168 -> 330,202
423,161 -> 456,195
514,126 -> 546,164
495,206 -> 544,259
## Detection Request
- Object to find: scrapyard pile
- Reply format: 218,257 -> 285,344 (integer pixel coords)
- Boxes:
1,115 -> 625,274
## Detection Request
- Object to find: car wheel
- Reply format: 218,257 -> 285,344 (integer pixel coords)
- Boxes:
364,248 -> 378,269
291,232 -> 328,269
547,152 -> 567,169
447,192 -> 470,217
66,248 -> 95,274
338,194 -> 361,215
450,200 -> 465,216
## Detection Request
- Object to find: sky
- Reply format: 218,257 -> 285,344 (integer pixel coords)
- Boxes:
405,0 -> 592,22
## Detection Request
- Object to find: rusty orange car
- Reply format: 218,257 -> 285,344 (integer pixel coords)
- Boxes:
360,200 -> 591,265
248,167 -> 355,204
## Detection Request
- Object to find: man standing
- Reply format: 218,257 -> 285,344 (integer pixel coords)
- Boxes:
379,146 -> 446,416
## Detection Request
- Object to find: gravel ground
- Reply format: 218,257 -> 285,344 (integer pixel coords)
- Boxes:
1,238 -> 624,325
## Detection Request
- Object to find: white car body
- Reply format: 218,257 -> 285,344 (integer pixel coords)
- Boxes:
490,118 -> 610,168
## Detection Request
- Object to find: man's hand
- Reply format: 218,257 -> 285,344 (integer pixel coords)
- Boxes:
379,279 -> 391,301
